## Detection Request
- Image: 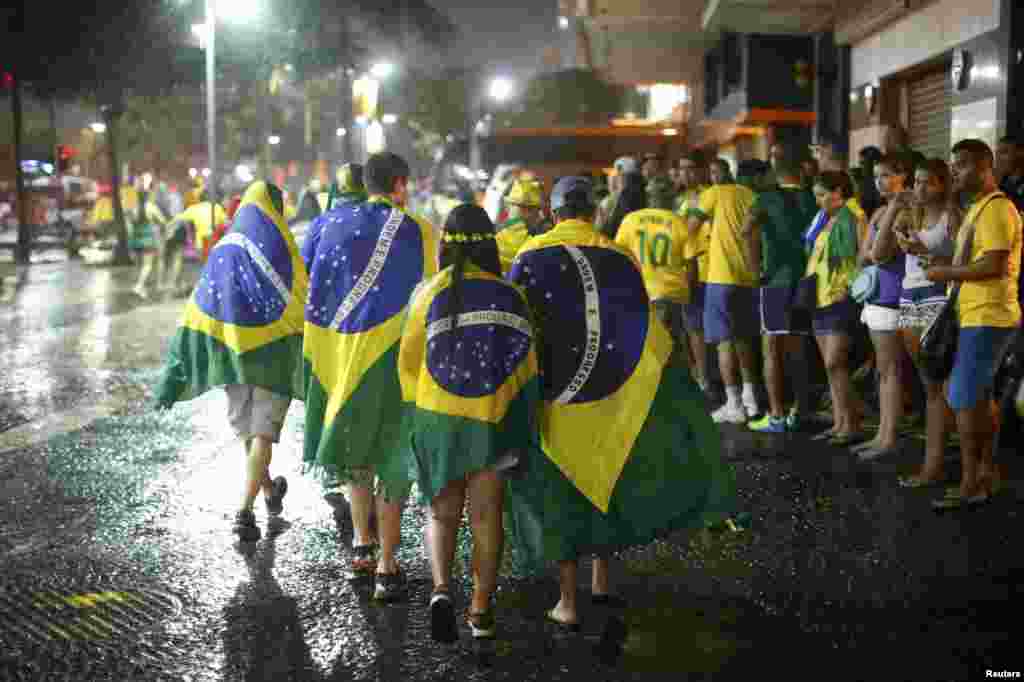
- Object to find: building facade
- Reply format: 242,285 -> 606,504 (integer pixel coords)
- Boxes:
843,0 -> 1022,162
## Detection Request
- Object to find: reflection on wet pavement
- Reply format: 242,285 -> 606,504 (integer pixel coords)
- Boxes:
0,261 -> 1021,680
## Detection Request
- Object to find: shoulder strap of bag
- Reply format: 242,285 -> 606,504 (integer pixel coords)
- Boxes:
949,192 -> 1005,299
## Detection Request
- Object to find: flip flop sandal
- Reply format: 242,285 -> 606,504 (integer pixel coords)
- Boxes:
829,433 -> 864,447
898,476 -> 942,489
932,493 -> 990,511
545,609 -> 581,633
810,431 -> 837,442
592,594 -> 628,608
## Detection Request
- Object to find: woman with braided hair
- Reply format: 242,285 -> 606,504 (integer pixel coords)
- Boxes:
398,204 -> 540,643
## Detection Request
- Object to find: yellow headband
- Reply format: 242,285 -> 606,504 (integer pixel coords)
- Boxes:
441,232 -> 493,243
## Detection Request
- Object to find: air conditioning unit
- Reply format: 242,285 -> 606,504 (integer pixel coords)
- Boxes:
835,0 -> 916,46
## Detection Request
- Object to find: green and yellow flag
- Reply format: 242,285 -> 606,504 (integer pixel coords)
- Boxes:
155,182 -> 309,407
505,219 -> 735,565
398,266 -> 539,502
302,197 -> 437,496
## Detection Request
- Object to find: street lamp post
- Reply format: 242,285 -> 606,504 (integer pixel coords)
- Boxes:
205,0 -> 217,234
470,76 -> 514,175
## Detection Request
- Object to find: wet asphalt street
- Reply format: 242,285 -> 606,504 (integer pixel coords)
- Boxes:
1,258 -> 1021,681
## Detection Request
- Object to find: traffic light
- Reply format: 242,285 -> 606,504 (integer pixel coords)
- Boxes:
1,71 -> 14,90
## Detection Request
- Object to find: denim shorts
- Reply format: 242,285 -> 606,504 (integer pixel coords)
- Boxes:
947,326 -> 1018,410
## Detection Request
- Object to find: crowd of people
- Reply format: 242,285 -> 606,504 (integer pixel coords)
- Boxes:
151,132 -> 1023,649
600,134 -> 1023,511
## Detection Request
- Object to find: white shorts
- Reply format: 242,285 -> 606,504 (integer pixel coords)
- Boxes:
225,384 -> 291,442
860,304 -> 900,333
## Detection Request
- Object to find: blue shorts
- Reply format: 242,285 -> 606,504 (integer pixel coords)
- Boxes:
704,283 -> 759,344
947,326 -> 1018,410
813,298 -> 859,335
683,283 -> 705,332
760,285 -> 812,335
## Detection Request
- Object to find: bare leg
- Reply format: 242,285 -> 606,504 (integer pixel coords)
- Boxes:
718,340 -> 739,389
734,337 -> 759,386
869,330 -> 904,450
825,333 -> 858,435
240,436 -> 273,511
763,335 -> 786,418
551,560 -> 579,624
466,469 -> 505,614
815,335 -> 839,435
429,479 -> 466,592
785,335 -> 811,414
592,556 -> 610,596
956,402 -> 989,497
688,329 -> 708,387
376,496 -> 405,575
347,480 -> 376,548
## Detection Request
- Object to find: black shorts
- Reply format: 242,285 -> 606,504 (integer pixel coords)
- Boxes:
760,284 -> 812,335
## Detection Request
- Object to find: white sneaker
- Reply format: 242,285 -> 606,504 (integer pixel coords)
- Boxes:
712,403 -> 748,424
743,396 -> 760,418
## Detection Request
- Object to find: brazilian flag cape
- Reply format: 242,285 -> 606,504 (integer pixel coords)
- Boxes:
398,265 -> 540,503
155,182 -> 309,407
302,196 -> 437,498
495,218 -> 530,276
505,219 -> 735,566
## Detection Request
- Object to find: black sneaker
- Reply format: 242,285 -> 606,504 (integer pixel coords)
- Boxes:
265,476 -> 288,515
430,590 -> 457,643
233,509 -> 260,541
373,570 -> 406,602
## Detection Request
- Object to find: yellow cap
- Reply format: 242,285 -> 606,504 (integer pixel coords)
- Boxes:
506,178 -> 542,207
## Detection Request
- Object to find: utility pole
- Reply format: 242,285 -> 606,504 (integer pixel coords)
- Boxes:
11,71 -> 30,264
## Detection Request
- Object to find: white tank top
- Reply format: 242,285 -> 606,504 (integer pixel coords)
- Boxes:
903,211 -> 954,290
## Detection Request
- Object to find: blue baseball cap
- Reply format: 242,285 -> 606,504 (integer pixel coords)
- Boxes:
550,176 -> 593,212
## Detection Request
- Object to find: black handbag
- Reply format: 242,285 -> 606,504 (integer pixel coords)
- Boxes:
918,285 -> 962,383
791,274 -> 817,312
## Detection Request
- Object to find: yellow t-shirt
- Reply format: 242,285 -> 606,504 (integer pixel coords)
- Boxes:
178,202 -> 228,248
955,192 -> 1022,328
616,208 -> 689,303
698,184 -> 757,287
495,219 -> 530,276
680,186 -> 710,282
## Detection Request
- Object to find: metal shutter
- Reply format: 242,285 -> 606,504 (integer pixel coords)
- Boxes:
907,66 -> 952,161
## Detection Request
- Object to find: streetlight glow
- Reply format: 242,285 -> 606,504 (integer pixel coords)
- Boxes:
489,77 -> 514,102
268,135 -> 281,145
370,62 -> 394,79
90,122 -> 107,133
202,168 -> 211,177
381,114 -> 397,125
217,0 -> 262,22
336,127 -> 347,137
189,168 -> 198,178
662,128 -> 679,136
558,16 -> 569,29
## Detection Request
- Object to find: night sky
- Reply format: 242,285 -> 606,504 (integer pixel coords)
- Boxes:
431,0 -> 561,78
